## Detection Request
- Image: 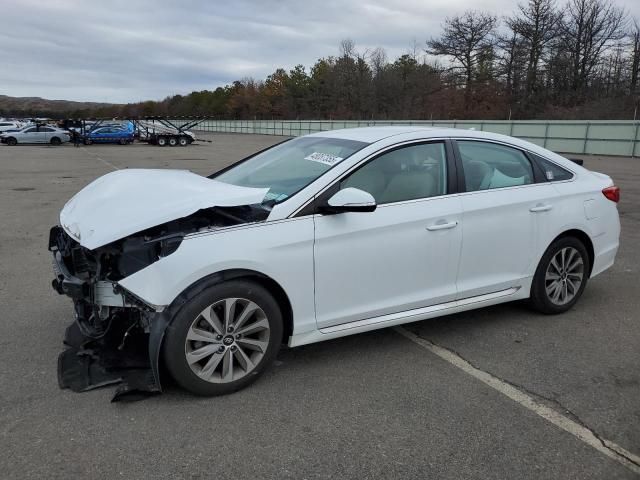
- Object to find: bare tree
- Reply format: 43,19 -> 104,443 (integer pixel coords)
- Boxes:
630,20 -> 640,96
560,0 -> 628,97
427,11 -> 498,108
496,31 -> 528,101
506,0 -> 560,97
369,47 -> 388,76
340,38 -> 356,58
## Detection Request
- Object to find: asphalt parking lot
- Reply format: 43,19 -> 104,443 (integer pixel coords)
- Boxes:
0,134 -> 638,479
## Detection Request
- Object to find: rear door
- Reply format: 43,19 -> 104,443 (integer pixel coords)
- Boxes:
39,126 -> 55,143
453,139 -> 556,298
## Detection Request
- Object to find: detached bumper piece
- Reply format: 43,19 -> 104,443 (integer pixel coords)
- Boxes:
58,319 -> 161,402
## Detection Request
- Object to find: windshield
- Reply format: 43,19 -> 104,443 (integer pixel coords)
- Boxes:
214,136 -> 369,202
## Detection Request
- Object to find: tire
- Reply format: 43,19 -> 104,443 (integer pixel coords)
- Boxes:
84,138 -> 92,145
168,136 -> 178,147
7,137 -> 17,146
529,236 -> 590,314
157,136 -> 167,146
50,137 -> 61,146
178,136 -> 188,146
163,279 -> 283,396
119,138 -> 127,145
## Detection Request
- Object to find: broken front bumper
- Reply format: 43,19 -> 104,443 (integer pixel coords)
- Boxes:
51,250 -> 88,299
49,225 -> 165,401
52,250 -> 134,308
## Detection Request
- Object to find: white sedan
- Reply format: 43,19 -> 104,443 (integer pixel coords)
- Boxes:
0,120 -> 22,133
1,125 -> 70,145
49,127 -> 620,397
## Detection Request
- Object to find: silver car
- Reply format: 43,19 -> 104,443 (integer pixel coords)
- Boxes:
0,125 -> 70,146
0,121 -> 21,133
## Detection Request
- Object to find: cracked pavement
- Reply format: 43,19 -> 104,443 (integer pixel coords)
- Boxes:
0,135 -> 638,479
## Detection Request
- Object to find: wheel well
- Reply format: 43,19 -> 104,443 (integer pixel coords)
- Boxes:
555,229 -> 594,275
175,269 -> 294,344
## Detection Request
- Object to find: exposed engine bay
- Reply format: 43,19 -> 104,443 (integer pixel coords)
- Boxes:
50,204 -> 270,401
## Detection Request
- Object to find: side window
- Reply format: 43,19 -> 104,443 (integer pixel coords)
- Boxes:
458,141 -> 534,192
40,127 -> 54,132
24,127 -> 37,133
340,142 -> 447,204
531,154 -> 574,181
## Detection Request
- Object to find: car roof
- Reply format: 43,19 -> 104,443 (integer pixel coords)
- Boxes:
311,125 -> 538,151
308,125 -> 582,173
307,126 -> 445,142
308,125 -> 541,143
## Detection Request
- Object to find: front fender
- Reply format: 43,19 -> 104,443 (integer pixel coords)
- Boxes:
118,218 -> 317,336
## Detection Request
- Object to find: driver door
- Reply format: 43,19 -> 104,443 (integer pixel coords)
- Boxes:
313,141 -> 462,329
21,127 -> 39,142
93,127 -> 109,142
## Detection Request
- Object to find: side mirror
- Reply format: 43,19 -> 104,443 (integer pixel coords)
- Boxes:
321,187 -> 377,214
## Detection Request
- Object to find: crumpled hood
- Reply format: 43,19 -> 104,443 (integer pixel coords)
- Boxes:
60,169 -> 268,249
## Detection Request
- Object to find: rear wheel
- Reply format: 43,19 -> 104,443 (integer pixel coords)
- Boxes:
157,136 -> 167,146
530,236 -> 590,314
84,138 -> 92,145
119,138 -> 127,145
163,279 -> 283,396
179,136 -> 189,146
168,136 -> 178,147
50,137 -> 62,146
7,137 -> 17,146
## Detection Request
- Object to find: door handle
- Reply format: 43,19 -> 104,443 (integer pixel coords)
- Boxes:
529,204 -> 553,213
426,221 -> 458,231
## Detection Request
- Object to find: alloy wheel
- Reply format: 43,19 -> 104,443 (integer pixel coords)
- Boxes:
545,247 -> 584,305
184,297 -> 270,383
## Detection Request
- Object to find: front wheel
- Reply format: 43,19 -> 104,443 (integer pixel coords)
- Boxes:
163,279 -> 283,396
6,137 -> 17,146
530,237 -> 590,314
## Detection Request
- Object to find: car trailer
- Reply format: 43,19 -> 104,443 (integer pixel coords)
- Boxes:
59,118 -> 113,144
133,117 -> 205,147
59,117 -> 207,147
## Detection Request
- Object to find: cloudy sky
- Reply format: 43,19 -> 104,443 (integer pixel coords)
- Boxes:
2,0 -> 639,103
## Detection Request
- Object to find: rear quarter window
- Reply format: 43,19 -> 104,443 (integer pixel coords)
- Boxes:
531,154 -> 574,181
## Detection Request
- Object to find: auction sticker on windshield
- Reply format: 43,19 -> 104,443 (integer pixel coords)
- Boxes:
304,152 -> 344,166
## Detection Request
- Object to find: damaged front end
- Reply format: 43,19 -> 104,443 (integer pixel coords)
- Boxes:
49,204 -> 269,401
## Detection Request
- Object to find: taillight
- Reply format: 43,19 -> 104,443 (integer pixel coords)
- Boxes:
602,186 -> 620,203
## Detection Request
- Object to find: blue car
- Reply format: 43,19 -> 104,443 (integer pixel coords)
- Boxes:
83,122 -> 135,145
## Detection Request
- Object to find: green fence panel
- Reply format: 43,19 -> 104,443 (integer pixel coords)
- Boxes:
187,119 -> 639,157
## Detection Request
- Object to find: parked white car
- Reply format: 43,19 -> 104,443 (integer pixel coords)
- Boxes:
49,127 -> 620,397
1,125 -> 70,145
0,121 -> 23,133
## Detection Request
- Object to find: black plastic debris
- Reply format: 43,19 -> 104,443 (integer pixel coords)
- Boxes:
58,321 -> 161,402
